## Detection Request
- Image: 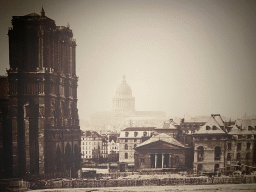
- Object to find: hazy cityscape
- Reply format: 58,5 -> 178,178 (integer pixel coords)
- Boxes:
0,0 -> 256,191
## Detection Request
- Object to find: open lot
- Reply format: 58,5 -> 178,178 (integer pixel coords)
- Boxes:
32,183 -> 256,192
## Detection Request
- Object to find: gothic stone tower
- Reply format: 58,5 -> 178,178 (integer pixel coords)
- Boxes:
7,8 -> 80,177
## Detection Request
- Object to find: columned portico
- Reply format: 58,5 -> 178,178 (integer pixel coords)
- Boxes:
151,153 -> 169,168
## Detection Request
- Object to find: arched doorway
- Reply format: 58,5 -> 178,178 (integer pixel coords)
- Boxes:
56,145 -> 61,172
65,142 -> 72,171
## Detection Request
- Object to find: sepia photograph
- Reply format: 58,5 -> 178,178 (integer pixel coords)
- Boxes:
0,0 -> 256,191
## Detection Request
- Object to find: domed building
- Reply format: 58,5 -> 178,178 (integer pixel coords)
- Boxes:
90,76 -> 166,132
112,76 -> 135,113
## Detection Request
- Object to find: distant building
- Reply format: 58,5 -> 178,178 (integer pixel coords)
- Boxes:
81,131 -> 108,163
90,76 -> 166,132
154,119 -> 179,138
226,122 -> 256,174
118,127 -> 155,171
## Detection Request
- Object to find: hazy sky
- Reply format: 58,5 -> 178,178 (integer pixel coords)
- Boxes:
0,0 -> 256,120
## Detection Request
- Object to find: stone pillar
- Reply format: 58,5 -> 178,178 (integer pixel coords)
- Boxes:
194,150 -> 198,163
155,154 -> 157,168
24,117 -> 30,174
38,30 -> 44,69
162,154 -> 164,168
38,104 -> 45,174
12,117 -> 18,177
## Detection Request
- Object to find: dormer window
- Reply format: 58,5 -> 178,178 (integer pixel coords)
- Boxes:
125,132 -> 129,137
212,126 -> 217,130
206,126 -> 211,130
134,132 -> 138,137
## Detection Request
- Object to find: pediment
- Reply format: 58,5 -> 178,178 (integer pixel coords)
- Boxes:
137,140 -> 184,150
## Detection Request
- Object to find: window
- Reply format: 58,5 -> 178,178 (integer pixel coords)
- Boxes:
228,143 -> 231,150
125,144 -> 128,150
143,131 -> 147,137
237,153 -> 241,161
247,135 -> 252,139
134,132 -> 138,137
238,135 -> 242,139
141,158 -> 144,164
212,126 -> 217,130
125,132 -> 129,137
197,164 -> 203,173
125,139 -> 128,143
125,153 -> 128,159
247,143 -> 251,150
206,126 -> 211,130
197,146 -> 204,162
246,152 -> 250,160
174,156 -> 179,165
237,143 -> 241,151
134,144 -> 137,148
227,153 -> 231,161
214,164 -> 219,172
134,139 -> 137,143
214,146 -> 221,161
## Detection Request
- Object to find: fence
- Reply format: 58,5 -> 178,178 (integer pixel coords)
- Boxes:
0,178 -> 30,191
30,176 -> 256,189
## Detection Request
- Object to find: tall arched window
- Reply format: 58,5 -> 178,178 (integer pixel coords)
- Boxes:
134,132 -> 138,137
215,146 -> 221,160
56,145 -> 61,172
125,144 -> 128,150
125,132 -> 129,137
143,131 -> 147,137
197,146 -> 204,162
125,153 -> 128,159
65,142 -> 72,171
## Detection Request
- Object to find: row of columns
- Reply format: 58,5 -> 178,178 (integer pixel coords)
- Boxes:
151,153 -> 170,168
113,99 -> 134,108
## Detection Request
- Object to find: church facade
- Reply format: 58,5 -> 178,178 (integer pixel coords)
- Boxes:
90,76 -> 166,131
4,8 -> 81,178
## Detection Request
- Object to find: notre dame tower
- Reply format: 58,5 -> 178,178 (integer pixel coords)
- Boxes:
7,8 -> 80,178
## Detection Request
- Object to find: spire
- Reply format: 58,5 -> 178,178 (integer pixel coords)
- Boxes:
123,75 -> 126,82
67,21 -> 70,28
41,6 -> 45,17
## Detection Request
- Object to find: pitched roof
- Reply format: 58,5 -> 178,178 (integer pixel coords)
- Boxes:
24,12 -> 40,17
228,124 -> 256,135
155,119 -> 177,130
122,127 -> 156,131
135,133 -> 185,148
194,115 -> 226,135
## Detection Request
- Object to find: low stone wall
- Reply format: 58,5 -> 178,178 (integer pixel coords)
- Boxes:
30,176 -> 256,189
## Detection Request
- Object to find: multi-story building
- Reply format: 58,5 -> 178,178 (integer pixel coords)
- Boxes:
193,114 -> 256,176
81,130 -> 108,163
118,127 -> 154,171
225,124 -> 256,174
5,8 -> 80,178
193,114 -> 230,175
81,131 -> 102,160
